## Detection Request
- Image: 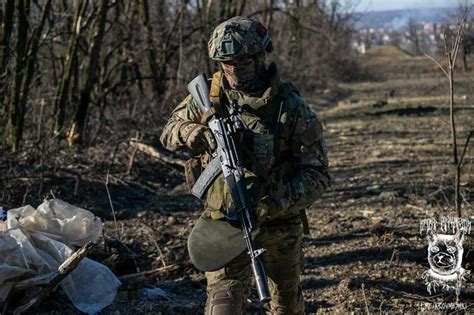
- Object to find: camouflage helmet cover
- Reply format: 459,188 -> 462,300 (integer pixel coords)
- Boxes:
208,16 -> 272,61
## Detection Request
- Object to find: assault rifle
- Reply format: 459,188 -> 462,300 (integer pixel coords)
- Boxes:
188,73 -> 271,303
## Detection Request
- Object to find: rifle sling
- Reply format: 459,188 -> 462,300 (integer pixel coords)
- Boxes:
300,209 -> 310,235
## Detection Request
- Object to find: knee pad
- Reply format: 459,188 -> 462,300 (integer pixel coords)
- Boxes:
205,288 -> 243,315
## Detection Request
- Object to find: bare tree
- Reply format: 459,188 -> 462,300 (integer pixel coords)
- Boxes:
139,0 -> 164,103
1,0 -> 361,153
461,32 -> 473,71
10,0 -> 52,150
139,0 -> 186,105
425,5 -> 473,217
67,0 -> 109,146
406,18 -> 424,55
457,0 -> 473,71
51,1 -> 87,136
0,0 -> 15,113
264,0 -> 358,88
6,0 -> 30,152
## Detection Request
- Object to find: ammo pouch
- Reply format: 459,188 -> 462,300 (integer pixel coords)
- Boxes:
184,157 -> 202,192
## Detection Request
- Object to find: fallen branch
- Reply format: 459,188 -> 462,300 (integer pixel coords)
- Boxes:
118,264 -> 179,285
142,223 -> 167,268
11,242 -> 95,315
361,283 -> 370,314
129,139 -> 185,168
387,249 -> 398,271
378,285 -> 446,302
105,172 -> 121,240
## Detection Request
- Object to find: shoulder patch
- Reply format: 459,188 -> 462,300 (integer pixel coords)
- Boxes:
301,120 -> 323,145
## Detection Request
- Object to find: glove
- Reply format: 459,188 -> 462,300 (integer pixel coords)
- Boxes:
255,195 -> 283,221
180,123 -> 216,153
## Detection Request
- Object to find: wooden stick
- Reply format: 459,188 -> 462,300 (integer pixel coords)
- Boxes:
36,99 -> 45,142
105,172 -> 121,240
387,249 -> 398,271
378,285 -> 446,302
118,264 -> 178,284
361,283 -> 370,314
143,223 -> 167,268
12,242 -> 95,315
129,140 -> 185,168
127,132 -> 141,175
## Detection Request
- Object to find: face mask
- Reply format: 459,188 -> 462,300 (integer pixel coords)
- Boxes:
221,57 -> 267,93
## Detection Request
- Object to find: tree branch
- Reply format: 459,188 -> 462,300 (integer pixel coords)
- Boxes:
129,139 -> 186,168
424,53 -> 449,78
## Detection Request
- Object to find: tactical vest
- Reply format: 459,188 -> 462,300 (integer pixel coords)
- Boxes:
195,67 -> 302,220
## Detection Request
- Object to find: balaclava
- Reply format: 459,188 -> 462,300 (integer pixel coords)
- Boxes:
220,53 -> 268,96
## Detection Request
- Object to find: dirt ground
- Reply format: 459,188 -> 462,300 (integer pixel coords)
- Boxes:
1,46 -> 473,314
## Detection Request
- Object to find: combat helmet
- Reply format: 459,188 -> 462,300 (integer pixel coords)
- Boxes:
208,16 -> 273,61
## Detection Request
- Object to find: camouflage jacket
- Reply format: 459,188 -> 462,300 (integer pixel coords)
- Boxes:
160,64 -> 330,220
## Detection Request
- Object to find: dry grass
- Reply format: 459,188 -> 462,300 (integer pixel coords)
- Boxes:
301,45 -> 473,312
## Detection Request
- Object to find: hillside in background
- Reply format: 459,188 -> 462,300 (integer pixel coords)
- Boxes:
355,7 -> 457,30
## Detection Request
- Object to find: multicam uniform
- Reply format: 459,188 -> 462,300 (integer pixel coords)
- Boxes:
160,62 -> 330,314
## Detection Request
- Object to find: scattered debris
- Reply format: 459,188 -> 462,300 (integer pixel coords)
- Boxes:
0,199 -> 121,314
373,100 -> 388,107
9,242 -> 95,315
118,264 -> 179,285
129,139 -> 186,168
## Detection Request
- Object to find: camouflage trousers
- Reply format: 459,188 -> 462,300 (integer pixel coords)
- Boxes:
204,219 -> 304,315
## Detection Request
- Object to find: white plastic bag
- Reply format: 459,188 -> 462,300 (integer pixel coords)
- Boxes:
7,199 -> 102,246
0,199 -> 121,314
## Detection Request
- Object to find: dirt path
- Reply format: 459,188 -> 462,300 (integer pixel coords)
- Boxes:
302,94 -> 473,312
298,54 -> 474,311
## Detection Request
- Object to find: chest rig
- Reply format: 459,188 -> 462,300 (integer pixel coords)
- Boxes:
214,69 -> 291,177
190,69 -> 294,200
192,69 -> 311,234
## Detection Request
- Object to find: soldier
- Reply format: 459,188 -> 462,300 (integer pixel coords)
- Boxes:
160,16 -> 330,315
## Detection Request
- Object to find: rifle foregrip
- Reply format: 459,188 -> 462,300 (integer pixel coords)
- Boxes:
251,259 -> 271,303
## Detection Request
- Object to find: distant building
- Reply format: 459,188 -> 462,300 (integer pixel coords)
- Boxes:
352,40 -> 367,54
424,23 -> 434,32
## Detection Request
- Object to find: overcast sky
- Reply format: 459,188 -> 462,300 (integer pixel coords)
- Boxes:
356,0 -> 462,12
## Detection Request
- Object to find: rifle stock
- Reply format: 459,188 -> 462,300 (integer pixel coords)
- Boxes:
187,73 -> 212,113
